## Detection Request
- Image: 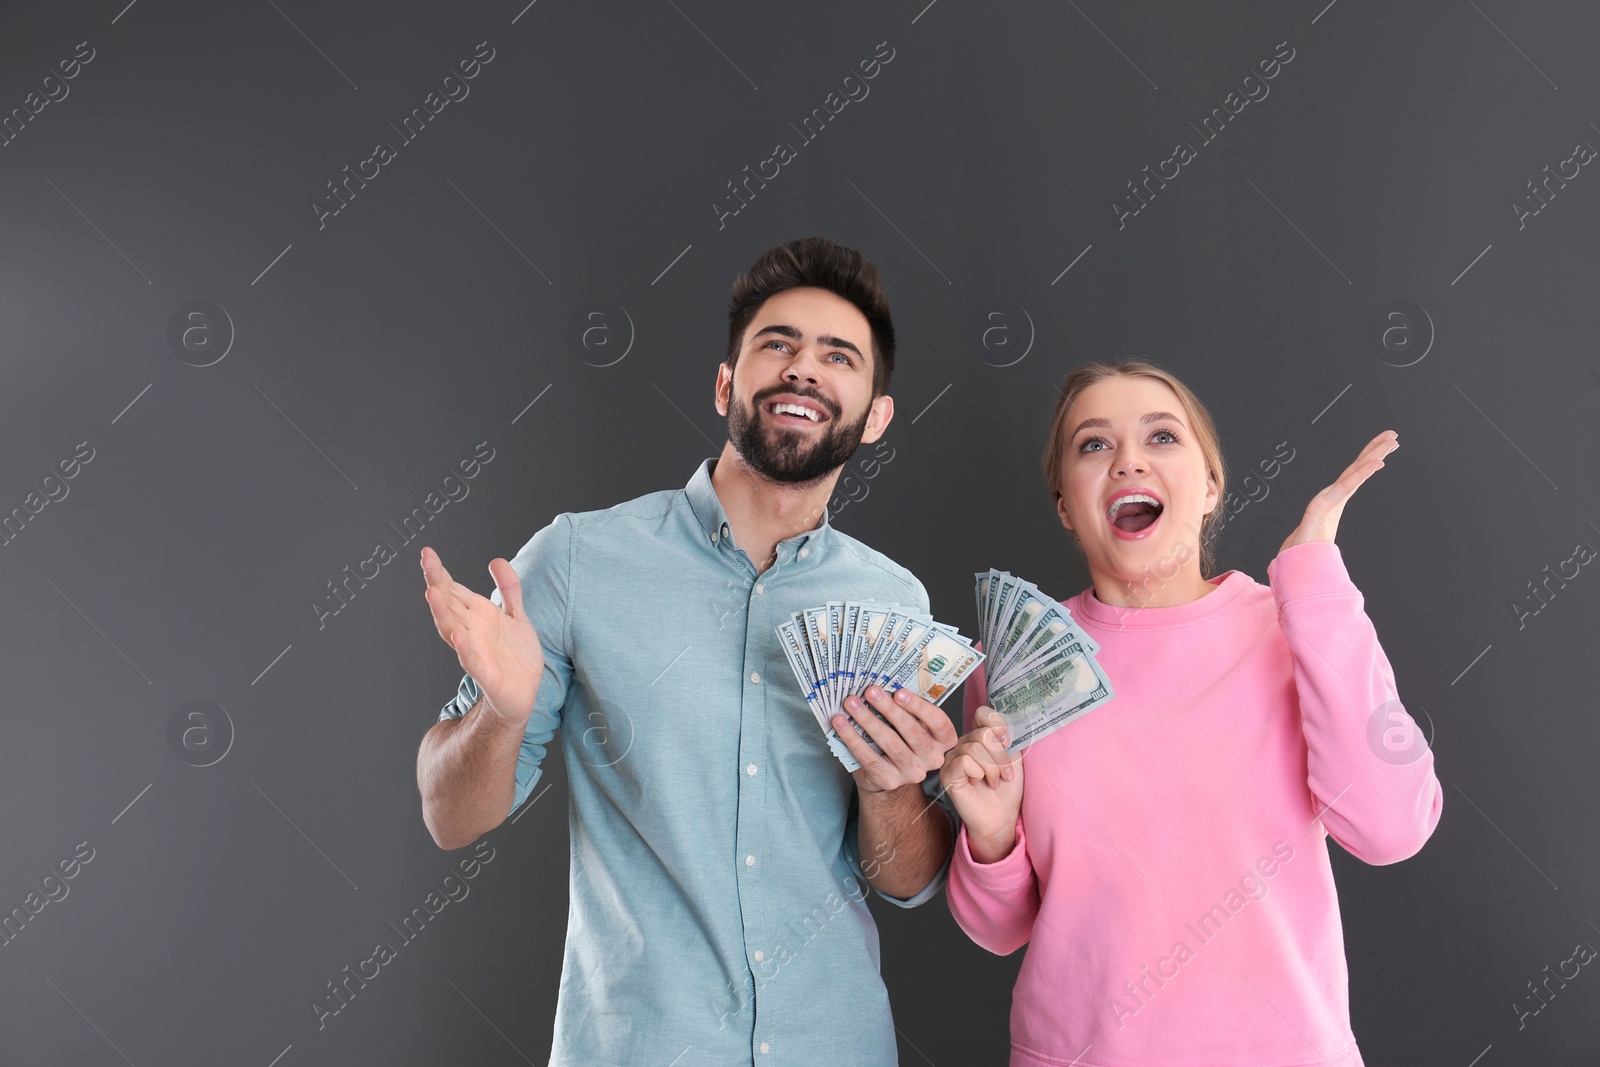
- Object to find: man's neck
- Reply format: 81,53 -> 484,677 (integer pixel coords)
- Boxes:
710,442 -> 837,574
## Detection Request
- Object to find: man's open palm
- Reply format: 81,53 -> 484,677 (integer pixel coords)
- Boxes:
421,546 -> 544,726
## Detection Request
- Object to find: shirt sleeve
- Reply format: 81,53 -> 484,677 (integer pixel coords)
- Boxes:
437,513 -> 575,817
944,654 -> 1041,955
1267,538 -> 1443,865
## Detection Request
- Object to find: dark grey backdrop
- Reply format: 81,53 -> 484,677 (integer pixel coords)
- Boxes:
2,0 -> 1597,1064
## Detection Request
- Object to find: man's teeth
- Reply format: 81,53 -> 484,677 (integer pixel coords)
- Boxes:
771,402 -> 821,422
1107,493 -> 1163,520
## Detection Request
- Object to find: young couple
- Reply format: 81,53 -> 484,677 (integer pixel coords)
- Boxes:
416,236 -> 1442,1066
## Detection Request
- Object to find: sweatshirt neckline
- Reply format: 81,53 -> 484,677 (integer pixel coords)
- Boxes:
1070,569 -> 1251,630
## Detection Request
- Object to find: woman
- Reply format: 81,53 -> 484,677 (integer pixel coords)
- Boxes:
942,360 -> 1442,1067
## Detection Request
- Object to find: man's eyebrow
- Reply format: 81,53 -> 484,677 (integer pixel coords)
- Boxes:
750,324 -> 864,359
1068,411 -> 1186,439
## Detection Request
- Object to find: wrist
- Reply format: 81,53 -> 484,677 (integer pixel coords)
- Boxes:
966,822 -> 1018,865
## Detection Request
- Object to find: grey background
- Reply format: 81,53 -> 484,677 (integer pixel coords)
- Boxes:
1,0 -> 1596,1064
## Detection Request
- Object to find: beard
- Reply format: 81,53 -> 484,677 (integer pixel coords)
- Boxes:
726,381 -> 871,486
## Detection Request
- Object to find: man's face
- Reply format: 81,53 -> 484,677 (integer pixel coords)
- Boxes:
715,286 -> 891,486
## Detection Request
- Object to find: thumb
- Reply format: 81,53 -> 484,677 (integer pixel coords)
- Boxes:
488,558 -> 522,619
978,706 -> 1010,744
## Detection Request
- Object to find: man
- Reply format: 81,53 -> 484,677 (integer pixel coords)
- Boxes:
416,236 -> 958,1065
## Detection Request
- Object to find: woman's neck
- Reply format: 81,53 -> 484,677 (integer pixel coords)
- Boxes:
1087,563 -> 1222,609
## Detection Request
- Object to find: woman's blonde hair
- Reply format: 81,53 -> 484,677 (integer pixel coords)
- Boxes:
1041,359 -> 1229,578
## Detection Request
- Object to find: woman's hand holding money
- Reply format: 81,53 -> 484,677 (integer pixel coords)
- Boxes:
421,546 -> 545,727
941,707 -> 1025,863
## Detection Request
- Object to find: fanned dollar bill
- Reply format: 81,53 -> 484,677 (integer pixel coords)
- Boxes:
776,602 -> 983,771
975,569 -> 1115,752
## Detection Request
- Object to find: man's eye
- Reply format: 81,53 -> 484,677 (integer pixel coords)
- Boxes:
829,352 -> 851,364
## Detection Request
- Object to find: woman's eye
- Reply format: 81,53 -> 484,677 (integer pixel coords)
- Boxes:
1080,429 -> 1178,453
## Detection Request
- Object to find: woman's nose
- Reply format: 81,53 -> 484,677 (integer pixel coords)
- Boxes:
1115,448 -> 1147,476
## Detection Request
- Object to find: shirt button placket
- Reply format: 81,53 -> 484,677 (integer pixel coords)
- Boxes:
735,558 -> 771,1048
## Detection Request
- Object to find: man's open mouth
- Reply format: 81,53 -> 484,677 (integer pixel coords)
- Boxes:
765,399 -> 828,425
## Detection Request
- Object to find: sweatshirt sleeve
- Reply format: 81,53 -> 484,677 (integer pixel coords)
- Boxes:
1267,539 -> 1443,865
945,656 -> 1041,955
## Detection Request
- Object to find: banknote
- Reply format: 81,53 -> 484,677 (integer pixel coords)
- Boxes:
776,602 -> 982,771
976,570 -> 1115,752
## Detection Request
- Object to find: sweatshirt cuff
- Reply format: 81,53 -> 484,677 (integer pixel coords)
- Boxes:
955,818 -> 1033,889
1267,539 -> 1357,605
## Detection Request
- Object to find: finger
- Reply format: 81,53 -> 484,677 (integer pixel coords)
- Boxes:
975,708 -> 1018,779
836,699 -> 915,768
831,712 -> 893,779
860,687 -> 940,761
977,727 -> 1015,781
424,575 -> 474,645
976,707 -> 1012,748
941,751 -> 993,794
488,558 -> 523,621
1334,433 -> 1398,495
950,739 -> 1006,791
875,685 -> 959,751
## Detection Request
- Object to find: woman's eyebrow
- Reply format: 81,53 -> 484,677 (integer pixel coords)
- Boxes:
1069,411 -> 1186,438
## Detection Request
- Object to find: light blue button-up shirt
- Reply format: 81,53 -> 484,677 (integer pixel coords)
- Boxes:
438,458 -> 955,1066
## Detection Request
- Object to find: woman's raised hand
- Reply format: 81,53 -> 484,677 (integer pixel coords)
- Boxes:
421,546 -> 545,727
1280,430 -> 1398,552
940,706 -> 1026,864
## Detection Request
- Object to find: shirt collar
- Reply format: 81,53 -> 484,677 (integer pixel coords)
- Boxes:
683,458 -> 832,552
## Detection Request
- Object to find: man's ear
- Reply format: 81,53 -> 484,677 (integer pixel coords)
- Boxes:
859,393 -> 894,444
714,362 -> 732,417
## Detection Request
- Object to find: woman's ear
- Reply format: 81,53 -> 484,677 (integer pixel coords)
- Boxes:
1202,467 -> 1220,516
1056,493 -> 1074,532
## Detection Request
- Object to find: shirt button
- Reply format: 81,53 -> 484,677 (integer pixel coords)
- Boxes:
710,531 -> 719,543
760,1042 -> 770,1054
746,763 -> 758,776
750,672 -> 761,684
798,548 -> 809,559
745,854 -> 755,867
754,582 -> 764,595
753,950 -> 764,961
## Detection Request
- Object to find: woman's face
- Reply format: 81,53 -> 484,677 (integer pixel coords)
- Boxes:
1053,375 -> 1218,585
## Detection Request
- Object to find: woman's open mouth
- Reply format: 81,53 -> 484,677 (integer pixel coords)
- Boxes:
1106,491 -> 1164,539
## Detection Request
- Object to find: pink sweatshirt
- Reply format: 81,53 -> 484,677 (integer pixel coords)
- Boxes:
947,540 -> 1443,1067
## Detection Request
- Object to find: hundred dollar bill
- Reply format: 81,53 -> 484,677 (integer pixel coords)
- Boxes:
990,642 -> 1115,752
777,600 -> 983,770
887,626 -> 983,705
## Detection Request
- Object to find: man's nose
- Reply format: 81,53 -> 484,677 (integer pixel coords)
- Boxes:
782,349 -> 822,383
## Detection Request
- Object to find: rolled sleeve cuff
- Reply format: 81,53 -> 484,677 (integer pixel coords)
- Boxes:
955,817 -> 1032,890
